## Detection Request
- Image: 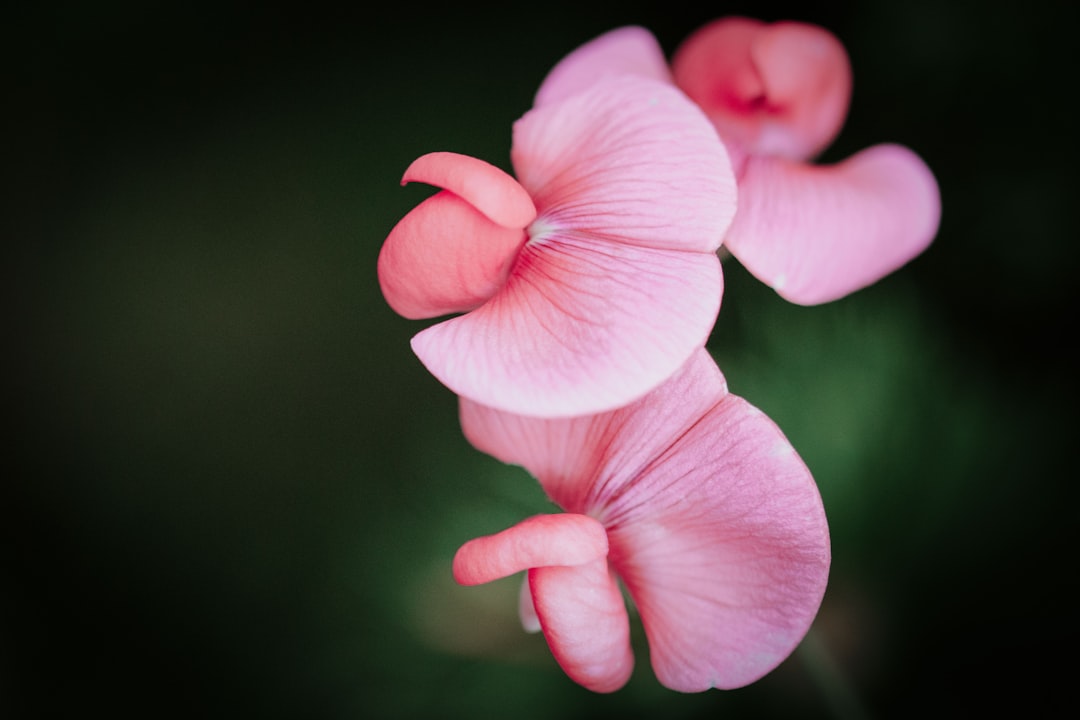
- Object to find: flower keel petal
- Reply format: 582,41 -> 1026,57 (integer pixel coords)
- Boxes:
530,558 -> 634,693
452,513 -> 608,586
402,151 -> 536,229
377,191 -> 527,319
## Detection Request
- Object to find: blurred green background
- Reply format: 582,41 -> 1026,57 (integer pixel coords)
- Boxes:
6,1 -> 1075,717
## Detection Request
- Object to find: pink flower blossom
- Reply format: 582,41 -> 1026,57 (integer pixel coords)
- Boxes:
377,76 -> 736,418
537,21 -> 941,305
452,348 -> 830,693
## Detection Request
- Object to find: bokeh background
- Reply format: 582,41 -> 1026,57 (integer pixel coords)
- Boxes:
6,1 -> 1076,717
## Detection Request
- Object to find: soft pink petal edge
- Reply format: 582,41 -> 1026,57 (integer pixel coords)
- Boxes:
724,142 -> 941,305
534,26 -> 673,108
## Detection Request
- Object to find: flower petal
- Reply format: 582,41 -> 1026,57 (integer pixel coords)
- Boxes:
453,513 -> 608,586
724,143 -> 942,305
534,26 -> 673,108
402,152 -> 536,229
529,559 -> 634,693
672,17 -> 851,161
377,190 -> 527,319
607,392 -> 830,691
749,22 -> 851,158
515,76 -> 736,255
413,237 -> 722,417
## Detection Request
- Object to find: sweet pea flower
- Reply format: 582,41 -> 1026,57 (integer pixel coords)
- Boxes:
537,21 -> 941,306
377,76 -> 735,418
452,348 -> 830,693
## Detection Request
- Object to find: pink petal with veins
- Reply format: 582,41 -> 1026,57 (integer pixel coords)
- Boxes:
607,391 -> 829,691
672,17 -> 851,161
529,559 -> 634,693
376,190 -> 527,319
534,26 -> 673,108
412,78 -> 733,417
413,237 -> 722,417
452,513 -> 608,586
724,143 -> 942,305
515,77 -> 735,254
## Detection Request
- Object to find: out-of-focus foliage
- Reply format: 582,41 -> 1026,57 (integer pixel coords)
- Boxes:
5,1 -> 1076,718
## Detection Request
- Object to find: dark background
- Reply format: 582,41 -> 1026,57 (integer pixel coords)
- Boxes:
5,1 -> 1076,717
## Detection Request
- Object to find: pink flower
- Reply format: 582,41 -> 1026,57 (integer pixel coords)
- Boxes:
537,21 -> 941,305
377,76 -> 736,418
452,348 -> 830,693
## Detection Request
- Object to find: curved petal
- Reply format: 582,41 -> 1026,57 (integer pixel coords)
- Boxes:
724,143 -> 942,305
749,22 -> 852,158
452,513 -> 608,586
534,26 -> 673,108
413,237 -> 722,417
606,392 -> 830,691
377,190 -> 527,319
514,76 -> 737,254
529,559 -> 634,693
672,16 -> 765,134
672,17 -> 851,161
459,348 -> 728,512
402,152 -> 536,229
